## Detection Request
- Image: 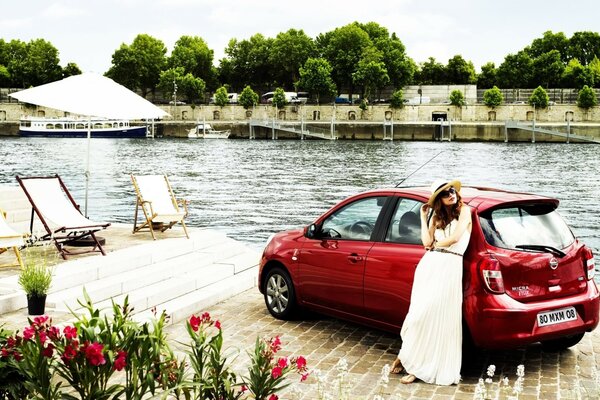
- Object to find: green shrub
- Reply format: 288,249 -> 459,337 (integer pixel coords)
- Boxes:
18,251 -> 53,296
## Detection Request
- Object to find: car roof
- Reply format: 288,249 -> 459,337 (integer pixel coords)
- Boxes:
359,186 -> 559,212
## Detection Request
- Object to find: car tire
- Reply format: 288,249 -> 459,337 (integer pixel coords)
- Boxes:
541,333 -> 585,352
264,267 -> 296,320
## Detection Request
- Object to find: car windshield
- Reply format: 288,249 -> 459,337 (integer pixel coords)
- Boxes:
479,203 -> 574,251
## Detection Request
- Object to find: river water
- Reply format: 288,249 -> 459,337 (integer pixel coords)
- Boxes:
0,137 -> 598,266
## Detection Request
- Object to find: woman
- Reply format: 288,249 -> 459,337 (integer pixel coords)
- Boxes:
391,179 -> 472,385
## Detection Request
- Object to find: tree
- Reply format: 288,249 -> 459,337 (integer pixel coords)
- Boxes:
415,57 -> 446,85
577,85 -> 598,108
22,39 -> 62,87
238,85 -> 259,109
568,31 -> 600,65
317,23 -> 372,99
4,39 -> 27,87
214,86 -> 229,107
477,62 -> 497,88
169,35 -> 216,90
296,57 -> 336,104
219,34 -> 274,92
497,51 -> 533,88
352,59 -> 389,101
179,73 -> 206,104
561,58 -> 594,88
527,31 -> 569,63
589,56 -> 600,87
62,63 -> 81,78
483,86 -> 503,108
449,90 -> 465,106
0,65 -> 9,87
270,29 -> 316,89
529,86 -> 549,109
271,88 -> 287,108
158,67 -> 185,102
446,55 -> 476,84
106,34 -> 167,96
531,50 -> 564,88
389,89 -> 404,109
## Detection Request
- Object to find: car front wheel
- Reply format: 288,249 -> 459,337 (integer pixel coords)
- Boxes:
541,333 -> 584,351
264,267 -> 296,320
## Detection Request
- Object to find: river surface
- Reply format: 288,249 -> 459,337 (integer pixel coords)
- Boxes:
0,137 -> 598,267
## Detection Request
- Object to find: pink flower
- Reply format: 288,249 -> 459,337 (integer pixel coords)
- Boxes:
41,343 -> 54,358
215,320 -> 221,330
33,315 -> 49,327
189,315 -> 201,332
48,326 -> 61,341
84,342 -> 105,366
271,366 -> 283,379
63,326 -> 77,340
113,350 -> 127,371
61,343 -> 78,363
23,327 -> 35,340
301,372 -> 309,382
270,336 -> 282,354
241,385 -> 247,392
296,356 -> 307,370
201,312 -> 211,323
277,357 -> 288,369
268,395 -> 279,400
38,330 -> 48,344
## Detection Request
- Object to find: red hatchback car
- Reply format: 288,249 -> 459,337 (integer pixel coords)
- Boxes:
258,186 -> 599,350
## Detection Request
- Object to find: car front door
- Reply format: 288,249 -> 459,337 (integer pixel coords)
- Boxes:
364,197 -> 427,330
297,196 -> 389,315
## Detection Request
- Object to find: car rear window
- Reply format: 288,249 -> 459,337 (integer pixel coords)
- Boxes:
479,203 -> 574,251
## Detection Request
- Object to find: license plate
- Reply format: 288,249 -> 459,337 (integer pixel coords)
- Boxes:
537,307 -> 577,327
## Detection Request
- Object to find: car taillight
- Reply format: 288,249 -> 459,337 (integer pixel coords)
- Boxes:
479,256 -> 505,294
583,247 -> 595,281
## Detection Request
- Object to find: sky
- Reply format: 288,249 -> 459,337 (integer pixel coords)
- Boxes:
1,0 -> 598,74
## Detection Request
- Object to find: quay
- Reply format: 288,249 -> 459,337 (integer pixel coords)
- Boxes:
1,185 -> 599,399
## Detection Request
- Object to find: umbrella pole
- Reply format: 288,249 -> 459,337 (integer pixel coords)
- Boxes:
84,115 -> 91,217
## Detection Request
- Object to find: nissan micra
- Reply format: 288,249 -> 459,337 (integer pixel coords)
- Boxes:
258,186 -> 599,350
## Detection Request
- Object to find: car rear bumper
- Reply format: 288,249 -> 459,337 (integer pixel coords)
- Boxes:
467,282 -> 600,349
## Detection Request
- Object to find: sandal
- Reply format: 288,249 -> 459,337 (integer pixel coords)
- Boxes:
391,358 -> 404,374
400,374 -> 416,384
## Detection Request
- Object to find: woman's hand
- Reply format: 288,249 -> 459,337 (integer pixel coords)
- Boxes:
420,203 -> 430,217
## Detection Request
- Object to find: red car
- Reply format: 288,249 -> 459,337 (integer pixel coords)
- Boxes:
258,186 -> 599,350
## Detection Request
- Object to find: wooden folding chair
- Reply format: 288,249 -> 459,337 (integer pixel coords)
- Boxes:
16,175 -> 110,260
0,208 -> 25,268
130,174 -> 189,240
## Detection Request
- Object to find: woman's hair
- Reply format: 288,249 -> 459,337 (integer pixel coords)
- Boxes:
431,191 -> 463,230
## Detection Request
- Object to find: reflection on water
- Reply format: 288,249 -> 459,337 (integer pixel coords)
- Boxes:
1,137 -> 599,263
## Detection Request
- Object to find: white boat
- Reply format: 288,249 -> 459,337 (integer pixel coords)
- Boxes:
188,122 -> 230,139
19,116 -> 148,138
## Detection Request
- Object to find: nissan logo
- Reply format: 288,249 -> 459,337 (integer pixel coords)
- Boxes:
550,258 -> 559,270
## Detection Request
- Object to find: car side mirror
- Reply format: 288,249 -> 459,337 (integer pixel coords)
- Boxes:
306,223 -> 318,239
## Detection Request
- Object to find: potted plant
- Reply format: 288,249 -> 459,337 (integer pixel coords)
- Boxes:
18,251 -> 53,315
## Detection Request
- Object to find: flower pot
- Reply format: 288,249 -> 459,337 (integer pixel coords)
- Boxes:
27,294 -> 47,315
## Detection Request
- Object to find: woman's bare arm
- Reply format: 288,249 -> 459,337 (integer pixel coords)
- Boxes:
435,205 -> 472,248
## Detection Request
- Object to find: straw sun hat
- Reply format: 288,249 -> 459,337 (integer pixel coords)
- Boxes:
427,179 -> 462,206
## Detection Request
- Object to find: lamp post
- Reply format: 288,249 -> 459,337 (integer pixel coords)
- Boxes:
172,79 -> 178,118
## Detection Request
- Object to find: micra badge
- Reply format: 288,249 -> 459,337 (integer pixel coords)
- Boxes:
549,257 -> 558,270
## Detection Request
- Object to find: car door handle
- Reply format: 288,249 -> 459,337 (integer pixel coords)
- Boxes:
347,254 -> 363,263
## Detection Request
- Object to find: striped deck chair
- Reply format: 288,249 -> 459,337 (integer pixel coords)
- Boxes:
131,174 -> 189,240
0,208 -> 25,268
16,175 -> 110,260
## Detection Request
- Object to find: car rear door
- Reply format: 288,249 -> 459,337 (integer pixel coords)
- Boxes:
363,196 -> 426,330
297,195 -> 390,315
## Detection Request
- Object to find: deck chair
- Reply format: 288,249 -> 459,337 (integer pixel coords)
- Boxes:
0,208 -> 25,268
131,174 -> 189,240
16,175 -> 110,260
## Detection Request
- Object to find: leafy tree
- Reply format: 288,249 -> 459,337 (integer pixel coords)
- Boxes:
22,39 -> 62,87
389,89 -> 404,109
238,85 -> 259,109
561,58 -> 594,88
270,29 -> 316,89
568,31 -> 600,65
449,90 -> 466,106
169,35 -> 216,90
352,59 -> 389,101
62,63 -> 81,78
527,31 -> 569,63
497,51 -> 533,88
4,39 -> 27,87
528,86 -> 549,108
317,23 -> 372,99
296,57 -> 336,104
179,73 -> 206,104
577,85 -> 598,108
415,57 -> 446,85
106,34 -> 167,96
588,56 -> 600,87
158,67 -> 184,102
483,86 -> 503,108
214,86 -> 229,107
446,55 -> 476,84
219,34 -> 274,92
532,50 -> 564,88
271,87 -> 287,108
477,62 -> 497,89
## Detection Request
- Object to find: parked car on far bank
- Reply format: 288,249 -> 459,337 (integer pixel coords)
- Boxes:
258,185 -> 598,351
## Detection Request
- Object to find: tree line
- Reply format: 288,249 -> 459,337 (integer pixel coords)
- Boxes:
1,23 -> 600,105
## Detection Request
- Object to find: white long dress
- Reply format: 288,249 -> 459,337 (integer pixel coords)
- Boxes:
398,219 -> 471,385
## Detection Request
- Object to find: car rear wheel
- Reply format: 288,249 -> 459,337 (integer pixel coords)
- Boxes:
264,267 -> 296,320
541,333 -> 584,352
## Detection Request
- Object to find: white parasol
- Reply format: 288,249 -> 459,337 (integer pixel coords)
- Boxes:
9,73 -> 169,215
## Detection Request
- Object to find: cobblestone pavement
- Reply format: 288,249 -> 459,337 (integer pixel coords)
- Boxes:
166,289 -> 600,400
